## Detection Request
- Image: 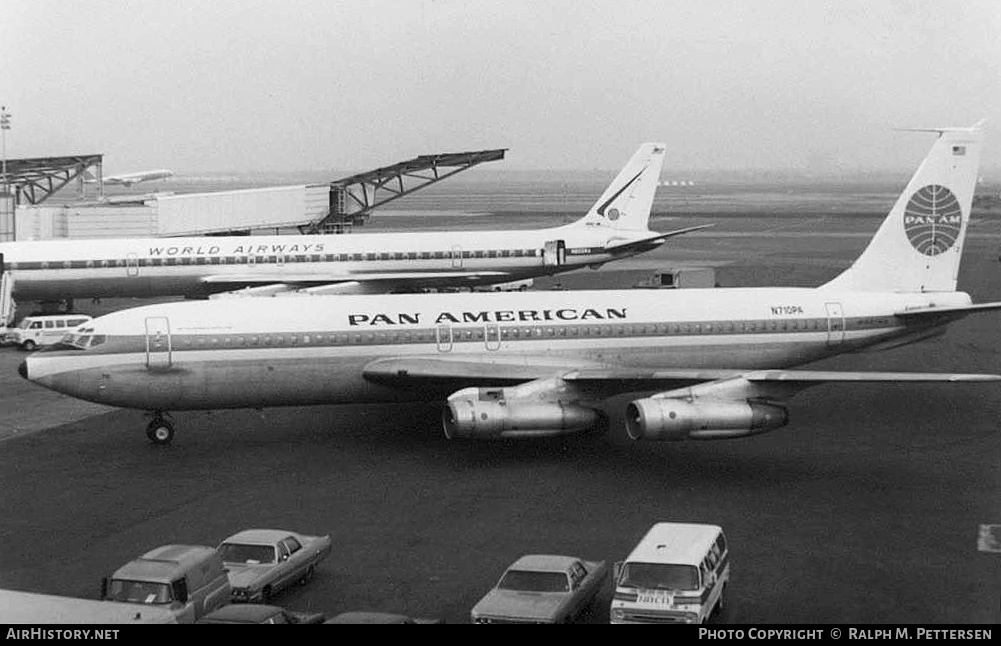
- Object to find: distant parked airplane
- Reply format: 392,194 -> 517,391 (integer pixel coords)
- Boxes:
84,169 -> 174,187
19,123 -> 1001,446
0,143 -> 700,312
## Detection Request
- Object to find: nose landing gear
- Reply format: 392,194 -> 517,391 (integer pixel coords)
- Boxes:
145,412 -> 175,446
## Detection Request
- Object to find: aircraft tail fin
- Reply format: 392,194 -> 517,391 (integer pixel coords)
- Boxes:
575,142 -> 667,231
821,121 -> 985,293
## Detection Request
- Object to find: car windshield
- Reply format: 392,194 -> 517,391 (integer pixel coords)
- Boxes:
618,562 -> 699,591
218,543 -> 276,564
497,570 -> 569,593
106,579 -> 173,605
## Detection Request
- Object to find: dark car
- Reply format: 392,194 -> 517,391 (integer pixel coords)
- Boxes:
196,604 -> 325,624
323,611 -> 443,624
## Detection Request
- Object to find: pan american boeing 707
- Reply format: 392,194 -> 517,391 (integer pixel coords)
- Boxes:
19,122 -> 1000,446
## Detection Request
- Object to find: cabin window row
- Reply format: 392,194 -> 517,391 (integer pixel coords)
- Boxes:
155,318 -> 837,351
14,249 -> 543,270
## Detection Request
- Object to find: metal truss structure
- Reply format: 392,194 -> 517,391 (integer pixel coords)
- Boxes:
1,154 -> 103,205
308,148 -> 507,233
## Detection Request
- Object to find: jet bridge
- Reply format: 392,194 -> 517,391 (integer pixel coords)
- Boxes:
0,154 -> 103,205
307,148 -> 507,233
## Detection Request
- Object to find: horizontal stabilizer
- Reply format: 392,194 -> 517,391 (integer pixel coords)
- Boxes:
743,370 -> 1001,383
893,301 -> 1001,318
603,224 -> 715,253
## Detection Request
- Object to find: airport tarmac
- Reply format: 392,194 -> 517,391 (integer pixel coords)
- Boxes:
0,211 -> 998,624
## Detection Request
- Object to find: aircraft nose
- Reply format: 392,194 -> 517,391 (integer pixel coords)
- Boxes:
17,360 -> 27,380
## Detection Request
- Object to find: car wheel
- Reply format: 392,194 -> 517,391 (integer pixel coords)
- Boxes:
300,565 -> 315,585
21,340 -> 36,351
261,585 -> 272,603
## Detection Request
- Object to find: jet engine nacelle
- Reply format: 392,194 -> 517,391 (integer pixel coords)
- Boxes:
443,388 -> 601,440
625,397 -> 788,441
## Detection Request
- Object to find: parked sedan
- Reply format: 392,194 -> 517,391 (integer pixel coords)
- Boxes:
324,612 -> 443,624
196,604 -> 325,624
218,529 -> 332,603
471,554 -> 608,624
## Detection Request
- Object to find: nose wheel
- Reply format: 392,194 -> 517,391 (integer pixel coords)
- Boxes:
145,413 -> 175,445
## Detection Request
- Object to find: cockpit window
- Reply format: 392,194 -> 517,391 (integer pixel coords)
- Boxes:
45,332 -> 102,352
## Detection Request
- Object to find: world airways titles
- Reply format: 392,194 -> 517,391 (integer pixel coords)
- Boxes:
348,308 -> 628,326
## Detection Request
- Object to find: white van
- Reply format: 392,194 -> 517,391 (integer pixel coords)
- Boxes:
102,544 -> 232,624
609,523 -> 729,624
5,314 -> 93,351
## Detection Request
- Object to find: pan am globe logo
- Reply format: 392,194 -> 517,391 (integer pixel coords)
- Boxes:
904,184 -> 962,256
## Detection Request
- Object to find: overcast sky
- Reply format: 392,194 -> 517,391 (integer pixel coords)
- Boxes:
2,0 -> 999,174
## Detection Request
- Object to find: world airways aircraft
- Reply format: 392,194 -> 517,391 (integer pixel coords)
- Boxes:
0,143 -> 703,308
20,122 -> 1000,446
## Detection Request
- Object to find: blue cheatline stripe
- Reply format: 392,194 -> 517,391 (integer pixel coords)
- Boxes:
67,316 -> 898,357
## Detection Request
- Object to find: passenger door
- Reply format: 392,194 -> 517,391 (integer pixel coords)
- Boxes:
144,316 -> 172,370
543,240 -> 566,267
825,302 -> 845,347
436,324 -> 453,353
484,324 -> 500,351
126,253 -> 140,278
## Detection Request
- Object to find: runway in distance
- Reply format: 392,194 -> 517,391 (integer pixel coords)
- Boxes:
20,123 -> 1000,445
84,169 -> 175,187
0,143 -> 702,312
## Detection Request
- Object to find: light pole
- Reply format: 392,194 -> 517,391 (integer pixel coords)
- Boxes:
1,105 -> 9,198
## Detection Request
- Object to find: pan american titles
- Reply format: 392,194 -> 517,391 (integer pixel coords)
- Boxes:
348,308 -> 628,326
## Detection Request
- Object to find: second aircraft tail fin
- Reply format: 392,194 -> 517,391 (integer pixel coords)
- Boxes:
575,142 -> 667,232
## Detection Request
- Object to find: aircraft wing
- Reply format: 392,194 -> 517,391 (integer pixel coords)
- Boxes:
200,270 -> 510,293
363,356 -> 999,397
603,224 -> 715,254
362,356 -> 593,386
367,357 -> 999,441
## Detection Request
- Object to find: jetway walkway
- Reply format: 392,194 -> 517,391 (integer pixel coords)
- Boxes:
308,148 -> 507,233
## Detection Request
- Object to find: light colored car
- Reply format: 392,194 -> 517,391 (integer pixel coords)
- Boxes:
471,554 -> 608,624
218,529 -> 332,603
196,604 -> 325,624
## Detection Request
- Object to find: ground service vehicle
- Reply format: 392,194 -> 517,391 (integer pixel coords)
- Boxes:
5,314 -> 91,350
0,588 -> 178,624
101,544 -> 232,623
218,529 -> 332,603
610,523 -> 729,624
634,267 -> 716,289
471,554 -> 608,624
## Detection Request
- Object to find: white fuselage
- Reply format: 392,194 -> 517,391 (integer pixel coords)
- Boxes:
23,287 -> 971,411
0,224 -> 641,301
